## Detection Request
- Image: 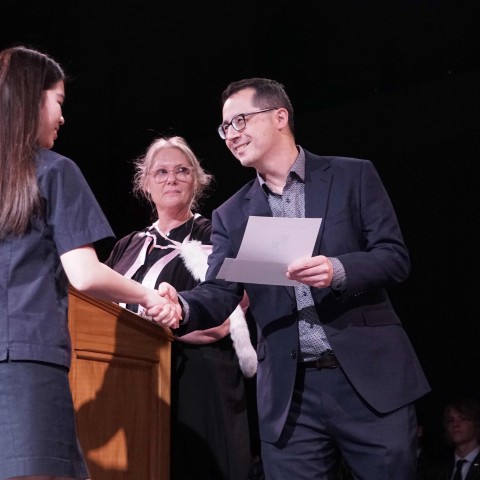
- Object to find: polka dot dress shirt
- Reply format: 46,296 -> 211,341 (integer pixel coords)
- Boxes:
261,148 -> 332,361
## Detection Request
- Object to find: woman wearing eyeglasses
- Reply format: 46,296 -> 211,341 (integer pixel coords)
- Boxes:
105,136 -> 257,480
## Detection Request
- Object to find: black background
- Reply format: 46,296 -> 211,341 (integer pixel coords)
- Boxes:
2,0 -> 479,452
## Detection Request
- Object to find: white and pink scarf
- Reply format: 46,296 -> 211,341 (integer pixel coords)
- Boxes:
122,216 -> 257,378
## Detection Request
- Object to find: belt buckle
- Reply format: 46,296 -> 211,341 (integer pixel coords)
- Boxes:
317,352 -> 339,369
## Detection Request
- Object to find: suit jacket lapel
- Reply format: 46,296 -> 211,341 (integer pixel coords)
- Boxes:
242,153 -> 332,299
466,453 -> 480,480
244,178 -> 272,217
243,177 -> 297,300
304,151 -> 332,256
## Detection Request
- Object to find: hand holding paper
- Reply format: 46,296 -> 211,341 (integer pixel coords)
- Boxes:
286,254 -> 334,288
217,216 -> 322,286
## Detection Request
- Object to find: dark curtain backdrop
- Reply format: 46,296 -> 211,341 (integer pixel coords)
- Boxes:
2,0 -> 479,453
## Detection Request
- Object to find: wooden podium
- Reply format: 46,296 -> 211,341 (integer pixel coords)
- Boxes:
68,288 -> 174,480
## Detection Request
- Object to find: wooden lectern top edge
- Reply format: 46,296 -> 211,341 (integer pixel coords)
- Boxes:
68,286 -> 175,342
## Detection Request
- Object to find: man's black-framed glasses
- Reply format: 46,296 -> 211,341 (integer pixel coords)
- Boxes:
217,107 -> 279,139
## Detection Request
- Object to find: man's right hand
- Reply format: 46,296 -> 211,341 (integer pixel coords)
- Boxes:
147,282 -> 182,328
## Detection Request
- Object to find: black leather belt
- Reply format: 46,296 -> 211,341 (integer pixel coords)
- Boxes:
299,351 -> 340,370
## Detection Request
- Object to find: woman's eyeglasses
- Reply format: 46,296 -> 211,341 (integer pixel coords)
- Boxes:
149,166 -> 192,183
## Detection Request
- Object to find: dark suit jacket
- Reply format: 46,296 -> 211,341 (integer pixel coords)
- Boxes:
180,150 -> 431,443
423,452 -> 480,480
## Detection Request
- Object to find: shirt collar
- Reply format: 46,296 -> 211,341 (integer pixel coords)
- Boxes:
456,445 -> 480,464
257,145 -> 306,193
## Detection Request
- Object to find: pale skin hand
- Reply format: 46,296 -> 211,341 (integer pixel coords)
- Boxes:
60,246 -> 181,324
142,287 -> 182,327
146,282 -> 182,328
286,255 -> 334,288
148,257 -> 333,328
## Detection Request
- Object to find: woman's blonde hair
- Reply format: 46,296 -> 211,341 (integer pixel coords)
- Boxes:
132,135 -> 214,212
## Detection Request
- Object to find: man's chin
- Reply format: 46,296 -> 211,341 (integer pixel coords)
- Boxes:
237,154 -> 253,167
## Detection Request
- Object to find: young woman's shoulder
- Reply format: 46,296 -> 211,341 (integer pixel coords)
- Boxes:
36,148 -> 80,176
35,148 -> 94,198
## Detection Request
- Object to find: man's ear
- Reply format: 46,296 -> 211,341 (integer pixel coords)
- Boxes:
276,108 -> 289,128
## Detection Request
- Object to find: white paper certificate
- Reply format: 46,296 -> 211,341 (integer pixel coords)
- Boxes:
216,216 -> 322,286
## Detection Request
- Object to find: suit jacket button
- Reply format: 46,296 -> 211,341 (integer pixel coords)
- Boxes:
291,350 -> 297,359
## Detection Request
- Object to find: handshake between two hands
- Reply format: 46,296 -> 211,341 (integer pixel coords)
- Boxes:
145,282 -> 182,329
142,254 -> 335,329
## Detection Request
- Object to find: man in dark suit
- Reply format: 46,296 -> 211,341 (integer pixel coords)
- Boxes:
424,398 -> 480,480
154,77 -> 431,479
